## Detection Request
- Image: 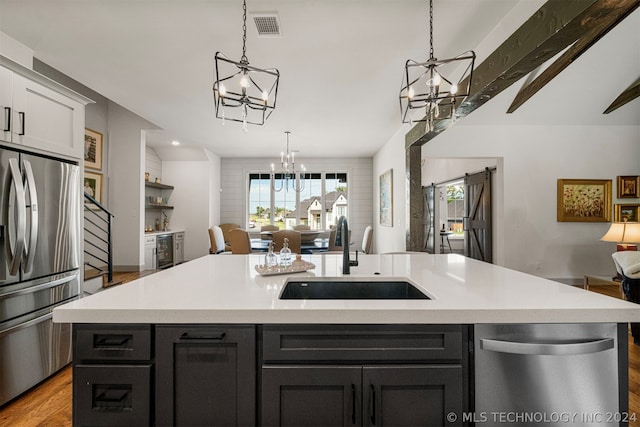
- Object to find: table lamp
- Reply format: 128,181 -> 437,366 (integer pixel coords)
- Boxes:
600,222 -> 640,251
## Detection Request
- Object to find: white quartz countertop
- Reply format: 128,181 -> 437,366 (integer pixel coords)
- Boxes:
53,254 -> 640,324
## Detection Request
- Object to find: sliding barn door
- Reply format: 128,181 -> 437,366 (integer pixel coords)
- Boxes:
422,185 -> 435,253
464,170 -> 492,263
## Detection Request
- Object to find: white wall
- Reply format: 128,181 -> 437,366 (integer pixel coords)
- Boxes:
107,102 -> 159,270
372,124 -> 412,253
374,122 -> 640,279
207,149 -> 221,228
220,157 -> 373,250
162,160 -> 212,261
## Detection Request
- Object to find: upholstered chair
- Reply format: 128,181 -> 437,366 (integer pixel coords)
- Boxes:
229,229 -> 252,254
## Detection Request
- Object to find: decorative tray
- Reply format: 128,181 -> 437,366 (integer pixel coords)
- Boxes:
255,260 -> 316,276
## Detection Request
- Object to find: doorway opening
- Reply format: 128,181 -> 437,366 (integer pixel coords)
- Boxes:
438,180 -> 465,255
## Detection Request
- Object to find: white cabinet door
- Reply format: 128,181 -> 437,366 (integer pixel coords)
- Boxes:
144,236 -> 157,270
0,66 -> 13,142
11,73 -> 84,158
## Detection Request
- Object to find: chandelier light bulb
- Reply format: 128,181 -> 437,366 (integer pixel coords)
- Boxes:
408,86 -> 415,99
261,90 -> 269,102
450,83 -> 458,95
240,74 -> 250,89
432,73 -> 441,87
218,83 -> 227,96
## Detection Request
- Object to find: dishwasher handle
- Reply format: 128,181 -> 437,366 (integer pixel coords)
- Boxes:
480,337 -> 614,356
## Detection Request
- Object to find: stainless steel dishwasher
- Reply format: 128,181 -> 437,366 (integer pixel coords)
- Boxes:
475,323 -> 627,426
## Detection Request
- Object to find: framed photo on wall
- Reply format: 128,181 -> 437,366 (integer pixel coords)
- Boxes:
379,169 -> 393,226
614,204 -> 639,223
84,171 -> 103,206
84,128 -> 103,170
557,179 -> 612,222
617,176 -> 639,198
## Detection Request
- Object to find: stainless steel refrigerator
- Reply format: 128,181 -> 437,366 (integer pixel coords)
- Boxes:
0,142 -> 81,406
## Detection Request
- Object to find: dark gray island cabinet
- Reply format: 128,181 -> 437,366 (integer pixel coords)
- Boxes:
72,323 -> 470,426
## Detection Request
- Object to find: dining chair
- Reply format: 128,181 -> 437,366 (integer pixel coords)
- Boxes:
229,229 -> 252,254
361,226 -> 373,254
209,226 -> 227,254
272,230 -> 301,254
260,224 -> 279,240
293,224 -> 311,231
219,223 -> 241,251
328,228 -> 351,251
208,228 -> 218,254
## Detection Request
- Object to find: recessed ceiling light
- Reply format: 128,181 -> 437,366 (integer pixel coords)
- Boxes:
171,140 -> 180,146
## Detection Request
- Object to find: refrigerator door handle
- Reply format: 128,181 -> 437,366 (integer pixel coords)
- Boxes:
480,337 -> 614,356
0,272 -> 78,300
4,158 -> 26,275
21,160 -> 38,273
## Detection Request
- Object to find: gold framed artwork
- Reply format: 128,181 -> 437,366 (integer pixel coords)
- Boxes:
617,175 -> 639,198
614,204 -> 639,223
84,128 -> 103,170
379,169 -> 393,226
557,179 -> 612,222
83,171 -> 103,206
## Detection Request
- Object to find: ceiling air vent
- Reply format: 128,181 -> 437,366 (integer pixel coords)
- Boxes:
251,13 -> 281,37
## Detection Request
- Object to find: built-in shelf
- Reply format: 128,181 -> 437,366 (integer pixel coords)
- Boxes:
145,204 -> 174,210
145,181 -> 174,190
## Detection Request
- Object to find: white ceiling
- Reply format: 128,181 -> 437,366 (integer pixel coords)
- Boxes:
0,1 -> 638,159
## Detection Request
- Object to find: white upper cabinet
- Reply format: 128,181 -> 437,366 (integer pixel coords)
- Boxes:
0,58 -> 92,160
10,73 -> 84,158
0,65 -> 12,142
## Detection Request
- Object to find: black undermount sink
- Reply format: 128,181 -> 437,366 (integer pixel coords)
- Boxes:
279,278 -> 430,300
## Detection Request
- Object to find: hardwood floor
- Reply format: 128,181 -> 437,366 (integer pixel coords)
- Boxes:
1,279 -> 639,426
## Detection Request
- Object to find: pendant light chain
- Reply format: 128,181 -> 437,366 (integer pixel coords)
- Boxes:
429,0 -> 434,60
241,0 -> 248,63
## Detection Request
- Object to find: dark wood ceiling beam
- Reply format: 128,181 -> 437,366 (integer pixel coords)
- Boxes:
406,0 -> 640,149
507,0 -> 640,113
604,76 -> 640,114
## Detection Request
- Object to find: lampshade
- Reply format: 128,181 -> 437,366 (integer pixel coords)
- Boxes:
601,222 -> 640,250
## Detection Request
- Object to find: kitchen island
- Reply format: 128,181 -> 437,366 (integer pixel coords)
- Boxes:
54,254 -> 640,426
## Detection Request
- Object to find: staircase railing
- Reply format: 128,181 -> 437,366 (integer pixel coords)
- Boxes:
83,193 -> 115,283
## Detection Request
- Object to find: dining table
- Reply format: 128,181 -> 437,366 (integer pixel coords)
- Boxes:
250,238 -> 329,254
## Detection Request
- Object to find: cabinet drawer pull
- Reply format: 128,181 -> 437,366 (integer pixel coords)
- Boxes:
94,335 -> 131,348
18,112 -> 25,135
95,389 -> 129,403
180,331 -> 226,341
3,107 -> 9,131
369,384 -> 376,425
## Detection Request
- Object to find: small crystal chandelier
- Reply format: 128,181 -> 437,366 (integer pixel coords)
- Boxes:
271,131 -> 306,192
213,0 -> 280,132
399,0 -> 475,131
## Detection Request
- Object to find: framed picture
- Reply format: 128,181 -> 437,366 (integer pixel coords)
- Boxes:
617,175 -> 639,198
557,179 -> 612,222
379,169 -> 393,226
614,204 -> 639,223
84,171 -> 103,206
84,128 -> 103,170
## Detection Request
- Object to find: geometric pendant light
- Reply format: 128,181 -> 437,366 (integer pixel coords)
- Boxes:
213,0 -> 280,132
399,0 -> 475,131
